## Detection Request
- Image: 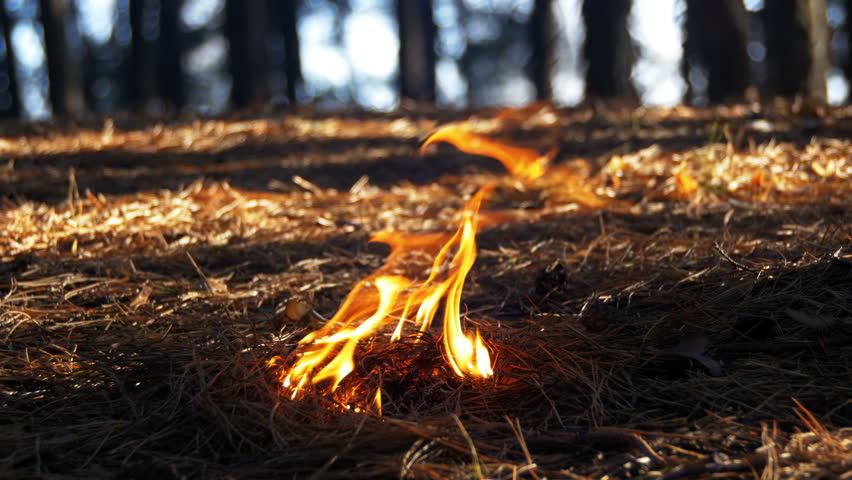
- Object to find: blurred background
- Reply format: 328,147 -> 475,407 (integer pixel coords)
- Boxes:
0,0 -> 847,121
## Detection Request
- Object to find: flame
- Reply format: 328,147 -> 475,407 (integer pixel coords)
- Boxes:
675,165 -> 699,195
280,188 -> 494,399
275,104 -> 557,406
420,124 -> 557,182
373,388 -> 382,416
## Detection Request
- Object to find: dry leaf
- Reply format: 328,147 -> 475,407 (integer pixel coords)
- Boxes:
129,284 -> 152,309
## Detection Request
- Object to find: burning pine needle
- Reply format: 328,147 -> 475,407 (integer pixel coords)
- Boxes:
420,124 -> 557,182
272,106 -> 558,406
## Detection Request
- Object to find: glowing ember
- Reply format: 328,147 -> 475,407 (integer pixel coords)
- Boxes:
273,105 -> 557,405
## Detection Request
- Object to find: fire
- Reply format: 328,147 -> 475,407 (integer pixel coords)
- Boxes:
274,105 -> 556,405
674,164 -> 699,195
420,124 -> 557,181
280,188 -> 494,399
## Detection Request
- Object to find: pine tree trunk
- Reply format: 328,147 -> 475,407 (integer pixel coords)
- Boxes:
280,0 -> 301,104
683,0 -> 749,102
226,0 -> 269,108
805,0 -> 829,101
158,0 -> 182,110
397,0 -> 436,103
0,0 -> 20,117
760,0 -> 811,97
529,0 -> 553,100
582,0 -> 636,100
40,0 -> 85,117
129,0 -> 161,113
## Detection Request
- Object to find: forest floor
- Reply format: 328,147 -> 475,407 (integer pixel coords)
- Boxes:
0,103 -> 850,479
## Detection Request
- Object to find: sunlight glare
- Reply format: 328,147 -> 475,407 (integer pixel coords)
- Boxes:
629,0 -> 687,106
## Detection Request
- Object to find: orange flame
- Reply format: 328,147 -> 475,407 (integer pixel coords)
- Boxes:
675,165 -> 699,195
420,124 -> 557,181
275,104 -> 556,405
280,188 -> 494,399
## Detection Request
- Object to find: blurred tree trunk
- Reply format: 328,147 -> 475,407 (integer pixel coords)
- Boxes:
40,0 -> 85,117
158,0 -> 182,110
804,0 -> 829,101
683,0 -> 749,102
226,0 -> 269,108
397,0 -> 436,103
582,0 -> 636,100
529,0 -> 553,100
129,0 -> 160,113
280,0 -> 301,104
761,0 -> 828,100
844,0 -> 852,87
0,0 -> 19,117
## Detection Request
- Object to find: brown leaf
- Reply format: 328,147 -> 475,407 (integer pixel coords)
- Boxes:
129,284 -> 152,309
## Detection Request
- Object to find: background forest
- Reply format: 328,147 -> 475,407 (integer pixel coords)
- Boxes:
0,0 -> 848,121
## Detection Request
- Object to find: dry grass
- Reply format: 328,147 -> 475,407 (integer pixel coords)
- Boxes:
1,104 -> 850,479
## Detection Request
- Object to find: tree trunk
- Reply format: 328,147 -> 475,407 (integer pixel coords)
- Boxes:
397,0 -> 436,103
683,0 -> 749,102
0,0 -> 20,117
279,0 -> 301,104
529,0 -> 553,100
761,0 -> 828,100
158,0 -> 182,110
226,0 -> 269,108
804,0 -> 829,101
844,0 -> 852,89
581,0 -> 636,100
40,0 -> 85,117
129,0 -> 161,113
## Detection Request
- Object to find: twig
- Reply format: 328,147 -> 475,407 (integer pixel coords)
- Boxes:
505,416 -> 541,480
713,241 -> 758,274
452,414 -> 484,480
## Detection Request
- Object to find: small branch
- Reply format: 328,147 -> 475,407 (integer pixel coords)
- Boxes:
713,241 -> 758,274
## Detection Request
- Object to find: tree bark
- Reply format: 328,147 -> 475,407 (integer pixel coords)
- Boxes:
844,0 -> 852,89
804,0 -> 829,101
0,0 -> 20,117
397,0 -> 436,103
40,0 -> 85,117
683,0 -> 749,102
129,0 -> 161,113
761,0 -> 828,100
581,0 -> 636,100
529,0 -> 553,100
158,0 -> 182,110
279,0 -> 301,104
226,0 -> 269,108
